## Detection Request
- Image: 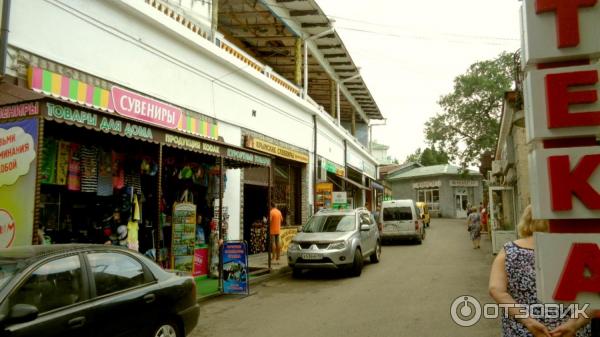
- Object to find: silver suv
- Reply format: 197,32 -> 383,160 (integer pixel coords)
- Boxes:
287,208 -> 381,277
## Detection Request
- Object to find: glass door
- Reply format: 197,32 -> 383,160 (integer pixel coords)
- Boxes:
489,187 -> 517,254
454,190 -> 468,218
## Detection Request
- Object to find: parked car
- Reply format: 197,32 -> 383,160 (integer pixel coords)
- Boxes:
416,202 -> 431,228
287,207 -> 381,277
0,244 -> 199,337
380,199 -> 426,244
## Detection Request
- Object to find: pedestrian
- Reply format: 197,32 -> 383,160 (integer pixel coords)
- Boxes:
269,202 -> 283,263
466,207 -> 481,249
373,206 -> 381,231
488,205 -> 591,337
481,204 -> 488,234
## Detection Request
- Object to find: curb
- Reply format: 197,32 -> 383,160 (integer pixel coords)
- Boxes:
196,266 -> 291,303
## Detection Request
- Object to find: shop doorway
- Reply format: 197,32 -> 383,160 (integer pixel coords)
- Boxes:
490,187 -> 517,254
455,192 -> 469,218
243,184 -> 268,255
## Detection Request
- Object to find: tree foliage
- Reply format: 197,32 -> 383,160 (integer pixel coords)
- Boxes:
424,52 -> 515,170
404,147 -> 449,166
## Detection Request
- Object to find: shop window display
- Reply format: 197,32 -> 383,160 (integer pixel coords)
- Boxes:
38,123 -> 159,256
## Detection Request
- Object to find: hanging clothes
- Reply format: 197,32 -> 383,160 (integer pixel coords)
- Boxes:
55,140 -> 71,185
127,220 -> 139,251
112,151 -> 125,190
67,143 -> 81,191
40,138 -> 58,184
132,194 -> 141,222
97,148 -> 113,196
80,145 -> 99,193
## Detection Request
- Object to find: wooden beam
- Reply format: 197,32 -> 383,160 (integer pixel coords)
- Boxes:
302,22 -> 329,28
290,10 -> 318,16
323,53 -> 346,58
317,44 -> 342,50
276,0 -> 307,2
329,61 -> 352,66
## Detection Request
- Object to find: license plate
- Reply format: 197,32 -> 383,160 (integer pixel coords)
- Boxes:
301,253 -> 322,260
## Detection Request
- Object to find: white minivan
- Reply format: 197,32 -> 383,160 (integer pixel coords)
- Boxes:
380,199 -> 425,244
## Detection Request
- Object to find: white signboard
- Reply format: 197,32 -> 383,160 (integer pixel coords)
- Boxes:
535,233 -> 600,309
522,0 -> 600,65
346,148 -> 362,171
524,63 -> 600,142
449,180 -> 479,187
529,146 -> 600,219
332,192 -> 347,205
412,181 -> 441,189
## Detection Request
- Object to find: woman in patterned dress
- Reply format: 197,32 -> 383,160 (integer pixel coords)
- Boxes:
488,205 -> 591,337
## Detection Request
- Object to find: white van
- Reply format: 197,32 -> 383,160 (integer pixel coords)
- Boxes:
380,199 -> 425,244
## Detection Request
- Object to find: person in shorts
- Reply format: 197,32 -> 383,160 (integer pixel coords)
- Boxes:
269,202 -> 283,263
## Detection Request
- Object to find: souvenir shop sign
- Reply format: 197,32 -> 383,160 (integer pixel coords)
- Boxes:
0,119 -> 38,248
221,241 -> 249,295
44,102 -> 155,141
245,136 -> 308,163
171,202 -> 197,272
0,102 -> 39,121
323,159 -> 345,176
112,86 -> 182,129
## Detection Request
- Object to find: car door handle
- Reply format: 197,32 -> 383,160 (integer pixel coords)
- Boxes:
143,294 -> 156,304
68,316 -> 86,329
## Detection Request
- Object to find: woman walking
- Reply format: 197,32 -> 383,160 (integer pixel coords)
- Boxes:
466,207 -> 481,249
489,205 -> 591,337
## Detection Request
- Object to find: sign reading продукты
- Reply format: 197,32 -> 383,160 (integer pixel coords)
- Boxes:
221,241 -> 249,295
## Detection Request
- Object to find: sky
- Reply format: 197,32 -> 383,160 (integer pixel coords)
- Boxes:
315,0 -> 522,163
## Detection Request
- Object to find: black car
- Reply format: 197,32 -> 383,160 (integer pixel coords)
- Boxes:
0,244 -> 199,337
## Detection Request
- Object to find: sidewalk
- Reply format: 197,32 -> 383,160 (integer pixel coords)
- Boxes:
196,251 -> 290,302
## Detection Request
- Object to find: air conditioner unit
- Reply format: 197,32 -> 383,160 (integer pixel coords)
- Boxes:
491,160 -> 506,176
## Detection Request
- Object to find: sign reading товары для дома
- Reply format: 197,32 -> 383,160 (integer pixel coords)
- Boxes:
521,0 -> 600,308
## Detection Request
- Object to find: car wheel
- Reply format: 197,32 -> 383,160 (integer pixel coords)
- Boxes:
292,267 -> 302,278
349,248 -> 363,277
416,231 -> 423,245
370,241 -> 381,263
153,321 -> 179,337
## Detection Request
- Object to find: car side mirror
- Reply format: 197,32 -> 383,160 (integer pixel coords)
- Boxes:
360,224 -> 370,231
8,304 -> 39,325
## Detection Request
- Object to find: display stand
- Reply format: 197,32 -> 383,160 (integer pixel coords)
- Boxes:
171,200 -> 197,272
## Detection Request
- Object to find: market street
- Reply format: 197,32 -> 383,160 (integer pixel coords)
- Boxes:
190,218 -> 499,337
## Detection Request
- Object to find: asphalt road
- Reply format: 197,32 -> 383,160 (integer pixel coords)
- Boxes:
190,218 -> 500,337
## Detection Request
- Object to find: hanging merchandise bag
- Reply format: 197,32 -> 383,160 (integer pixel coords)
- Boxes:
171,189 -> 196,273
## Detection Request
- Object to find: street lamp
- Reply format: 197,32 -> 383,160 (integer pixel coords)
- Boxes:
303,27 -> 335,99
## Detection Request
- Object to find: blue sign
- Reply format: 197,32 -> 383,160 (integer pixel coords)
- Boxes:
221,241 -> 249,295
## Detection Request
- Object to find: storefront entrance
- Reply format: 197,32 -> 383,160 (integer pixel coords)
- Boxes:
489,186 -> 517,254
454,190 -> 469,218
243,184 -> 268,255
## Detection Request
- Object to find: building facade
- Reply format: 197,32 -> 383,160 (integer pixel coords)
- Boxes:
0,0 -> 382,267
386,164 -> 484,219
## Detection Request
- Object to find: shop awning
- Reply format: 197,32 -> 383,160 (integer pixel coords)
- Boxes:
371,181 -> 384,191
338,175 -> 371,191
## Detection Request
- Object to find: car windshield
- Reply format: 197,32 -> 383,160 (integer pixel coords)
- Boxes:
383,207 -> 413,221
0,260 -> 24,289
303,215 -> 356,233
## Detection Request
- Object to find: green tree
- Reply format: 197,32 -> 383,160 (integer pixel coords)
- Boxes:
424,52 -> 515,171
404,147 -> 449,166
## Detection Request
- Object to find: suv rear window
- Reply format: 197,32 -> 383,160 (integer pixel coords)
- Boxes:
383,207 -> 413,221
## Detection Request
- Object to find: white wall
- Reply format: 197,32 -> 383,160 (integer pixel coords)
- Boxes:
218,121 -> 241,240
316,119 -> 344,166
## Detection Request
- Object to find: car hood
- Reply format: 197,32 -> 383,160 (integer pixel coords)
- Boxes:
293,232 -> 353,242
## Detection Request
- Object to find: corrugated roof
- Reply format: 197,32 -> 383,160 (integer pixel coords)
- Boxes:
387,164 -> 481,180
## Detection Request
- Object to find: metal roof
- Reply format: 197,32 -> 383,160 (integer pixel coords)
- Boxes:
386,164 -> 482,180
217,0 -> 383,122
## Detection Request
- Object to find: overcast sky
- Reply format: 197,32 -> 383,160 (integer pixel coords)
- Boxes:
315,0 -> 522,163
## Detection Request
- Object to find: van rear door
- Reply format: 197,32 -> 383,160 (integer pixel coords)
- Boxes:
382,206 -> 413,233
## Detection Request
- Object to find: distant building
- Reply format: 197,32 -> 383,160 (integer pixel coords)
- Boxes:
386,164 -> 483,218
370,142 -> 393,164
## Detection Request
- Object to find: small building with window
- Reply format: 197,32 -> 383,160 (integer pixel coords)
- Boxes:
385,164 -> 484,218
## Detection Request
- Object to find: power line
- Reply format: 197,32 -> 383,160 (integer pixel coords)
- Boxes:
335,25 -> 519,47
